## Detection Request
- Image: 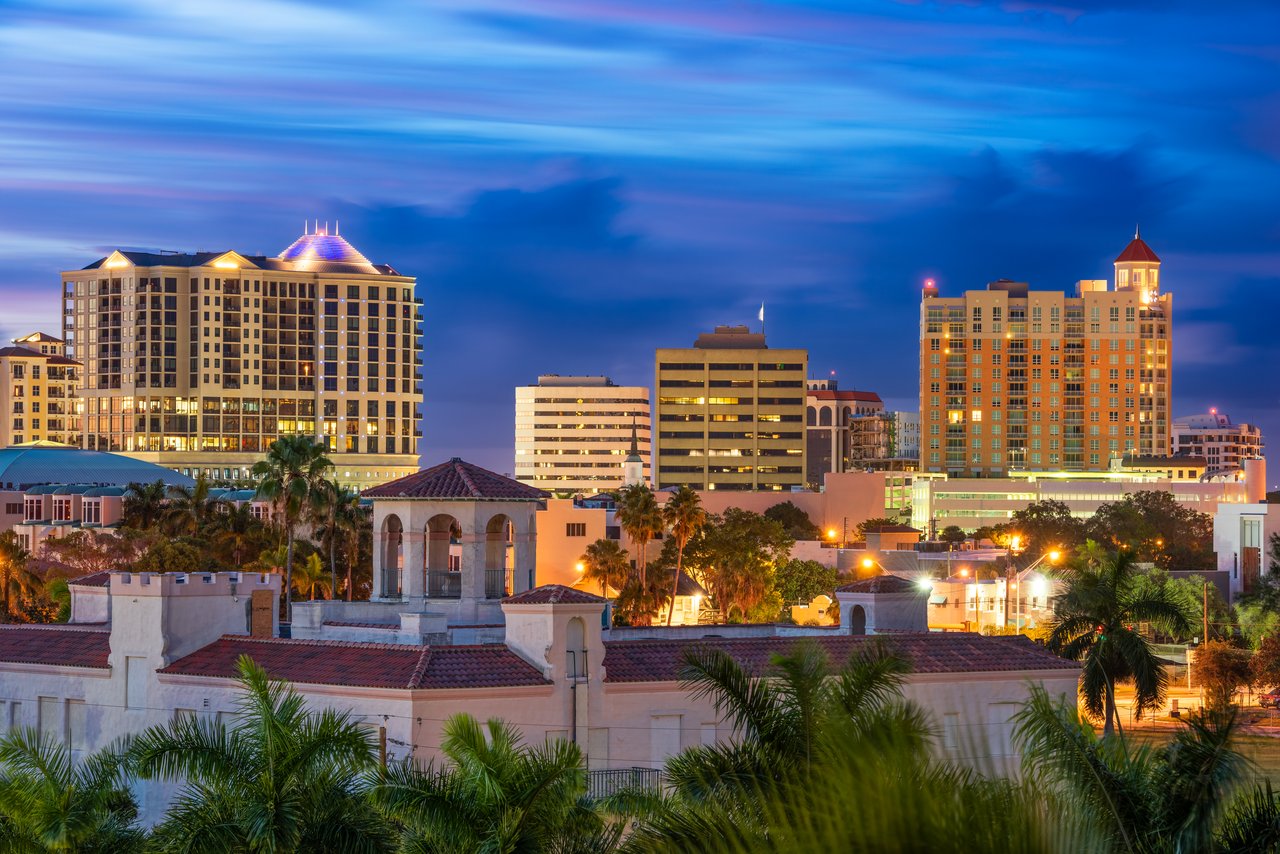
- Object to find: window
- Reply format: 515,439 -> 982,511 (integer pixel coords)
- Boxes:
125,657 -> 147,709
566,522 -> 587,537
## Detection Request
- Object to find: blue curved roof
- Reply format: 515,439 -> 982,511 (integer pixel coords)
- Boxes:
0,447 -> 195,490
277,232 -> 376,273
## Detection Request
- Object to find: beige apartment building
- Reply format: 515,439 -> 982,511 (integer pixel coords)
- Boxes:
0,333 -> 80,447
1173,410 -> 1264,475
654,325 -> 807,491
514,375 -> 650,496
61,226 -> 422,487
919,231 -> 1171,477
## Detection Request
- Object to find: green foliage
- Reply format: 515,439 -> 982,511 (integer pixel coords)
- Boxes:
0,728 -> 143,853
682,508 -> 793,623
46,578 -> 70,622
855,516 -> 899,539
130,655 -> 392,854
1194,641 -> 1254,712
372,714 -> 622,853
938,524 -> 967,544
38,529 -> 152,578
0,531 -> 40,623
762,501 -> 820,541
1126,567 -> 1225,643
664,486 -> 707,625
615,484 -> 663,595
291,553 -> 332,600
121,480 -> 169,530
1251,634 -> 1280,692
252,436 -> 333,620
1085,490 -> 1215,570
774,559 -> 837,619
133,539 -> 205,575
995,499 -> 1085,556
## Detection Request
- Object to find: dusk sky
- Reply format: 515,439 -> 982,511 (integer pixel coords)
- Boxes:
2,1 -> 1278,478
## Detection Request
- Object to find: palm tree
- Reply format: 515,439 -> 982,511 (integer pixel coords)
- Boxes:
0,728 -> 143,852
0,532 -> 40,622
1045,549 -> 1191,737
663,486 -> 705,626
292,553 -> 332,601
1014,683 -> 1255,853
615,484 -> 662,590
122,480 -> 168,530
311,479 -> 359,602
164,474 -> 225,537
334,493 -> 368,601
212,502 -> 263,570
252,436 -> 332,621
580,538 -> 630,599
129,655 -> 393,853
371,713 -> 622,853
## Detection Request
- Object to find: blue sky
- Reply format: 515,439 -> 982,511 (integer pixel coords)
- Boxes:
1,0 -> 1277,478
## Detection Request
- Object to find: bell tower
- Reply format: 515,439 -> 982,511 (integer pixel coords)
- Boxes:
1113,226 -> 1161,304
622,419 -> 645,488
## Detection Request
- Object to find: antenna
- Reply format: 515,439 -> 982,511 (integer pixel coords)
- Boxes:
303,219 -> 307,235
335,220 -> 339,236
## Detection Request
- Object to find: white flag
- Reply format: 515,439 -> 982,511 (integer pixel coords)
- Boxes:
758,302 -> 765,323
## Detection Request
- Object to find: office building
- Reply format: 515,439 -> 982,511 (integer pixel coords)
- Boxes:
60,226 -> 423,487
919,231 -> 1172,476
514,375 -> 650,495
804,379 -> 885,488
1173,409 -> 1264,474
0,333 -> 80,448
654,326 -> 806,491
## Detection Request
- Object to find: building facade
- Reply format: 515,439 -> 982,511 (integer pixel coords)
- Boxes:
1173,410 -> 1264,475
919,232 -> 1171,477
654,326 -> 807,491
804,380 -> 886,488
888,410 -> 920,460
514,375 -> 650,495
0,333 -> 80,448
61,226 -> 423,487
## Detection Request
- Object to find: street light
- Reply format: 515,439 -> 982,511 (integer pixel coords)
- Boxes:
1012,548 -> 1063,632
575,561 -> 585,574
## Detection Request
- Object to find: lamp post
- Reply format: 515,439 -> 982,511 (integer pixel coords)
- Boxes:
958,566 -> 973,631
1012,548 -> 1062,632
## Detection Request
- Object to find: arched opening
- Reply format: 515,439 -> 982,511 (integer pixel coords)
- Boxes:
485,514 -> 513,598
818,407 -> 833,427
842,406 -> 853,426
806,406 -> 817,427
566,616 -> 587,679
426,514 -> 462,598
379,514 -> 403,599
849,604 -> 867,636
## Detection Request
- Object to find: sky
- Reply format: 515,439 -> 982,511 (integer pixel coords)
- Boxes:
1,0 -> 1278,478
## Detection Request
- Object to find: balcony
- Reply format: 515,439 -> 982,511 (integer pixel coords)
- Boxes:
486,569 -> 513,599
427,570 -> 461,599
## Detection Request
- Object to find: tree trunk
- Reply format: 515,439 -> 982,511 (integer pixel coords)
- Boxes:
667,544 -> 684,627
1103,678 -> 1117,739
329,530 -> 338,605
346,553 -> 353,602
284,528 -> 295,623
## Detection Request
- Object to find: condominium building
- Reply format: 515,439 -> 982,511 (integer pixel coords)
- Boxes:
654,326 -> 807,491
888,411 -> 920,460
1173,410 -> 1264,474
0,332 -> 80,447
919,231 -> 1171,476
61,226 -> 423,486
804,379 -> 885,488
514,375 -> 650,495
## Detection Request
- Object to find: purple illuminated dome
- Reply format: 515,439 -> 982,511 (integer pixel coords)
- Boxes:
278,224 -> 376,272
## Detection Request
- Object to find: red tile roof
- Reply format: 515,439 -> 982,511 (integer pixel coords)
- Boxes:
160,636 -> 549,690
807,389 -> 882,403
0,625 -> 109,669
602,633 -> 1078,683
363,458 -> 549,501
836,575 -> 922,594
504,585 -> 608,605
1115,235 -> 1160,264
69,571 -> 112,588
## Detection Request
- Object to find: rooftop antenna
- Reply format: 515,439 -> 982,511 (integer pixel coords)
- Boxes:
1135,223 -> 1141,240
335,219 -> 339,236
303,220 -> 308,235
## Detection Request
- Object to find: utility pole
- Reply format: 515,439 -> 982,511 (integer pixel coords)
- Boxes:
1203,580 -> 1209,643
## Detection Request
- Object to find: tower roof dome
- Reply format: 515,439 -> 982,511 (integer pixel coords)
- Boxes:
1115,228 -> 1161,264
278,226 -> 377,272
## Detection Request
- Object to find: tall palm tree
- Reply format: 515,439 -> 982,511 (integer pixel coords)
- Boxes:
121,480 -> 168,530
0,532 -> 39,623
310,479 -> 359,601
0,728 -> 143,853
212,502 -> 263,570
663,486 -> 705,626
292,553 -> 332,601
252,435 -> 332,621
164,474 -> 225,537
615,484 -> 662,589
1045,549 -> 1191,737
580,538 -> 631,599
129,655 -> 393,853
334,493 -> 369,601
371,713 -> 622,853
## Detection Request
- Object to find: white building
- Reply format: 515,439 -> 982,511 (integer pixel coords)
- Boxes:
1173,410 -> 1264,475
889,411 -> 920,460
1213,459 -> 1275,599
515,375 -> 650,495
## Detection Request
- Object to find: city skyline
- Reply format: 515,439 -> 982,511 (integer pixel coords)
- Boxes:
2,2 -> 1277,474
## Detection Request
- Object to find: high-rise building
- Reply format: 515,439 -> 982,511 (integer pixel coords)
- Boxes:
1173,409 -> 1264,474
919,231 -> 1172,476
514,375 -> 649,495
804,379 -> 885,488
0,333 -> 80,447
654,325 -> 806,491
887,411 -> 920,460
61,226 -> 422,487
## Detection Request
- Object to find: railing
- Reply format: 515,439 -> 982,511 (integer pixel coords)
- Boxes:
485,569 -> 513,599
586,767 -> 665,801
427,570 -> 461,599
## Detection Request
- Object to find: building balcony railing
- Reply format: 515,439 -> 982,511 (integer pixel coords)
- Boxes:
427,570 -> 461,599
486,569 -> 514,599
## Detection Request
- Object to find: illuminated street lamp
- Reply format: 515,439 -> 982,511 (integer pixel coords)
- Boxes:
1012,548 -> 1064,632
575,561 -> 585,574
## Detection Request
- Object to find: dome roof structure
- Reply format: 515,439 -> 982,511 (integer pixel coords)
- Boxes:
277,227 -> 378,273
0,446 -> 195,491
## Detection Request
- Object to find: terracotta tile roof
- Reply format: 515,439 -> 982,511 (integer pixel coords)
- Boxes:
836,575 -> 922,594
1115,235 -> 1160,264
160,636 -> 549,690
602,633 -> 1078,683
363,458 -> 549,501
504,584 -> 608,605
69,571 -> 112,588
807,389 -> 883,403
0,625 -> 109,669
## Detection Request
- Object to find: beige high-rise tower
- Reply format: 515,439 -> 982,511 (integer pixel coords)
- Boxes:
654,325 -> 807,491
919,231 -> 1171,476
61,226 -> 422,487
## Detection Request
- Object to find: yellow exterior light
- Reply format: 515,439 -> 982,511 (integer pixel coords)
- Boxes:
575,561 -> 585,574
827,528 -> 838,540
1048,550 -> 1062,563
861,557 -> 875,570
1010,534 -> 1023,552
959,567 -> 969,577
